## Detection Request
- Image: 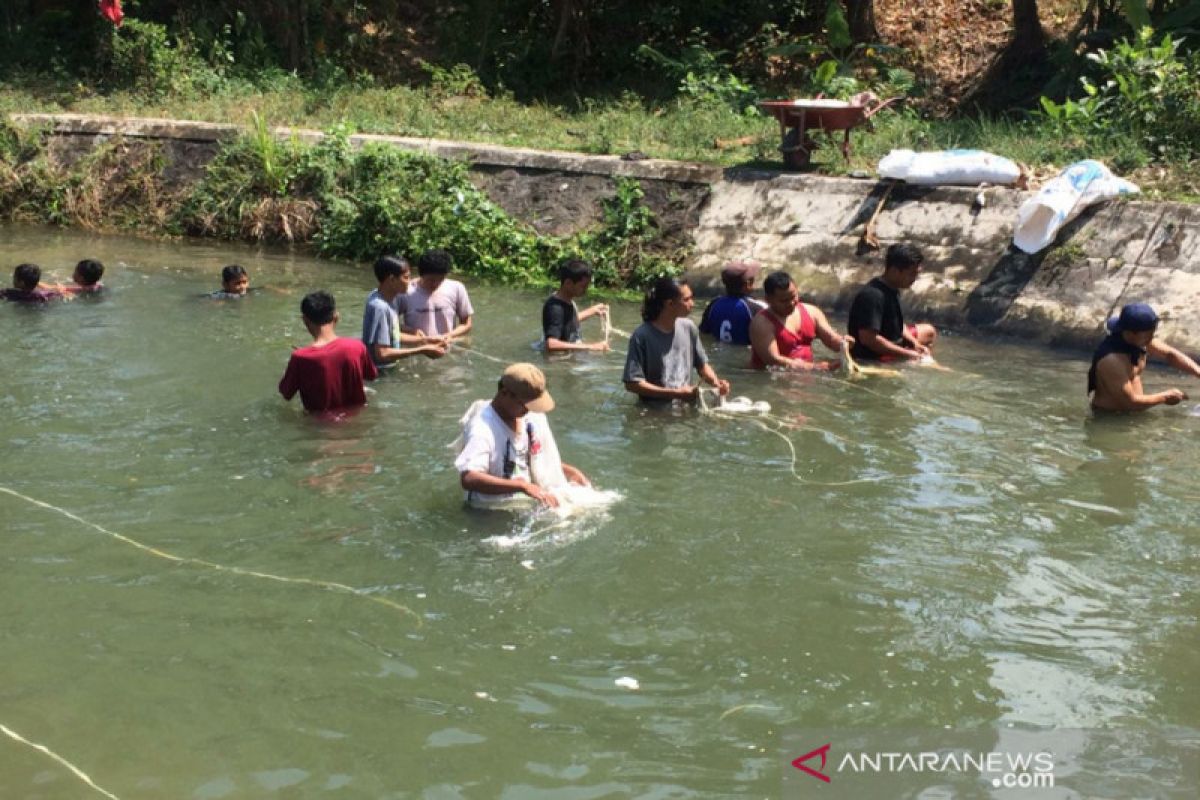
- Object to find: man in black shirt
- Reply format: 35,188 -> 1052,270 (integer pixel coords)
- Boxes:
846,243 -> 937,361
542,259 -> 609,353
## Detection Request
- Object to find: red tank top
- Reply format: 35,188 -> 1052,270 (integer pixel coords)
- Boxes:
751,304 -> 815,369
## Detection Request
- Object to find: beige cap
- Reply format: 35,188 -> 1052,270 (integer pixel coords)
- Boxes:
500,362 -> 555,413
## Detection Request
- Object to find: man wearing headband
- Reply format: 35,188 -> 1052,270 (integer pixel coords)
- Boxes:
1088,302 -> 1200,412
456,363 -> 590,508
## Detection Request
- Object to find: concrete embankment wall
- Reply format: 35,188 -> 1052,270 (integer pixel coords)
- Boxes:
15,113 -> 1200,352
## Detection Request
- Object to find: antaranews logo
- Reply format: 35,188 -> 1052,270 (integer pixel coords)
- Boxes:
791,743 -> 832,783
787,743 -> 1051,791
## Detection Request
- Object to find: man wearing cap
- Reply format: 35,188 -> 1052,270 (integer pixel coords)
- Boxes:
749,271 -> 845,371
699,261 -> 766,347
455,363 -> 590,508
1089,303 -> 1200,412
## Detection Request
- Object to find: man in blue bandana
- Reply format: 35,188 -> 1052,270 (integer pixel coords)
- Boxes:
1088,303 -> 1200,412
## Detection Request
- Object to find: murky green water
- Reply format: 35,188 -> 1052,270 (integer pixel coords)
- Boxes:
2,225 -> 1197,798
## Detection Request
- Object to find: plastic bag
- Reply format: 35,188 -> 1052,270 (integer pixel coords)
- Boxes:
878,149 -> 1021,185
1012,161 -> 1139,254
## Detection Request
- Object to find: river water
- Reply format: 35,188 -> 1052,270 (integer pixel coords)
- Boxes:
1,225 -> 1197,799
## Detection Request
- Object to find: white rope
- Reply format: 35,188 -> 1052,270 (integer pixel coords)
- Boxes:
0,723 -> 121,800
0,487 -> 419,623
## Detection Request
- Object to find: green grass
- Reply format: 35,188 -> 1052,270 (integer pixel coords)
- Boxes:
1,73 -> 1197,201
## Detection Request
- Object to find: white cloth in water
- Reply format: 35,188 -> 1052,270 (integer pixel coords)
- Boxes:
699,389 -> 771,416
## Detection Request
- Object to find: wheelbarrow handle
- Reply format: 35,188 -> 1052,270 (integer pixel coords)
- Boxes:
862,96 -> 905,120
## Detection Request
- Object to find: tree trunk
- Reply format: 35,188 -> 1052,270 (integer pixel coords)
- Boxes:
844,0 -> 879,43
1012,0 -> 1045,50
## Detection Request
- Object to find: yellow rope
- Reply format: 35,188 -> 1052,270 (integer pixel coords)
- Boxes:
0,487 -> 420,624
0,723 -> 121,800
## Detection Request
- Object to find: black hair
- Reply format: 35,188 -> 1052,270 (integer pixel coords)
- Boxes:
885,243 -> 924,271
75,259 -> 104,285
221,264 -> 248,284
300,291 -> 337,325
373,254 -> 410,282
557,258 -> 593,284
417,248 -> 453,276
763,271 -> 794,297
13,263 -> 41,290
641,276 -> 687,321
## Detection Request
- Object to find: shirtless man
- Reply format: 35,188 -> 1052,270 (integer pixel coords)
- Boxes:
749,271 -> 844,371
1089,303 -> 1200,412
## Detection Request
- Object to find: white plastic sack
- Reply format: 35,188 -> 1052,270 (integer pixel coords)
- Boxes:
878,148 -> 1021,186
1013,160 -> 1139,254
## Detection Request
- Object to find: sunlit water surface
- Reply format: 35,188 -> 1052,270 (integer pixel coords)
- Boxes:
1,226 -> 1197,798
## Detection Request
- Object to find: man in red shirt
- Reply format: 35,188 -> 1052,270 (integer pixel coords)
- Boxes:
279,291 -> 378,414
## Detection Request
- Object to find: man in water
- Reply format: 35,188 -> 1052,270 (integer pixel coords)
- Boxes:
279,291 -> 378,414
846,243 -> 937,362
1088,302 -> 1200,412
455,363 -> 591,508
749,271 -> 843,371
699,261 -> 765,346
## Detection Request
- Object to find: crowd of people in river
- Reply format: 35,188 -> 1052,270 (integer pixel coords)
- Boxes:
7,243 -> 1200,508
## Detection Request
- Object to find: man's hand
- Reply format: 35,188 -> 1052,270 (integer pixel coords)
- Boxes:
712,379 -> 731,396
590,341 -> 611,352
521,481 -> 560,507
422,342 -> 449,359
1163,388 -> 1188,405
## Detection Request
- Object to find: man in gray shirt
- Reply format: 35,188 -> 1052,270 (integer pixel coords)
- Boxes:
623,277 -> 730,403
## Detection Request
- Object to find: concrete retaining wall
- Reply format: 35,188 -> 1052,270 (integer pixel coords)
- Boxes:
13,113 -> 1200,351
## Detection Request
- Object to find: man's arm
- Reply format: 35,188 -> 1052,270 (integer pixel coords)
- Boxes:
697,363 -> 731,396
546,337 -> 609,353
460,470 -> 559,507
278,358 -> 300,400
624,380 -> 697,401
560,463 -> 590,486
1094,355 -> 1187,410
809,305 -> 846,353
371,341 -> 448,363
1148,340 -> 1200,379
447,314 -> 473,341
857,328 -> 922,361
544,302 -> 607,352
577,303 -> 608,322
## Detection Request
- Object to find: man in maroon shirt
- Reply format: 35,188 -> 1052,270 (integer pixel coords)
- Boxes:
279,291 -> 378,414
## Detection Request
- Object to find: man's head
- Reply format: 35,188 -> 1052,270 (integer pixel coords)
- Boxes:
496,362 -> 555,418
642,276 -> 693,322
883,244 -> 923,289
373,254 -> 412,295
557,259 -> 593,297
1108,302 -> 1159,348
417,248 -> 453,290
301,291 -> 338,328
762,271 -> 799,318
73,259 -> 104,287
720,261 -> 761,297
13,263 -> 41,291
221,264 -> 249,295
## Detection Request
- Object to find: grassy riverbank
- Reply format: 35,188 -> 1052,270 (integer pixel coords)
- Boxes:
3,74 -> 1198,202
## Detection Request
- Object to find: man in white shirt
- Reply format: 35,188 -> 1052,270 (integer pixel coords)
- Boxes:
399,248 -> 474,341
455,363 -> 590,508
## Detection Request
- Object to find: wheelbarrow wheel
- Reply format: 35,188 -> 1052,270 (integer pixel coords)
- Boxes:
780,128 -> 817,170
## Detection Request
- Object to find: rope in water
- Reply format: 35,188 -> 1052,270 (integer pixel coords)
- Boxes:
0,723 -> 121,800
0,487 -> 420,624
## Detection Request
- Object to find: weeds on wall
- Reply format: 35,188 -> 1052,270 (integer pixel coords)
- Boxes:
0,120 -> 682,291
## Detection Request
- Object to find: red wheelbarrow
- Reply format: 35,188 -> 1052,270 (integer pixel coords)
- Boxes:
758,94 -> 902,169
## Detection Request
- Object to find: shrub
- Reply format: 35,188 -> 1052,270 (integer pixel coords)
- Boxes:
1040,28 -> 1200,162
